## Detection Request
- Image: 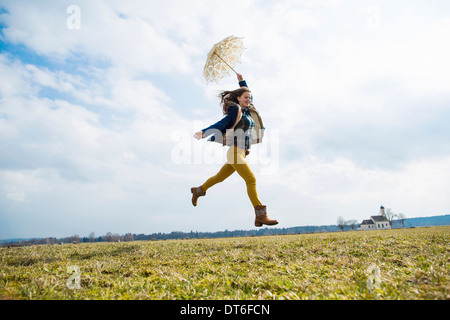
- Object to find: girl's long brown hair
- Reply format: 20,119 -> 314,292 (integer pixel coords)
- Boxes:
218,87 -> 252,115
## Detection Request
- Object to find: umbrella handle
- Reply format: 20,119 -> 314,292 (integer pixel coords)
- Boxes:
214,52 -> 238,75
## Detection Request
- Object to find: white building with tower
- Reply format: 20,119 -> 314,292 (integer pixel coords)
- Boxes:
358,206 -> 392,231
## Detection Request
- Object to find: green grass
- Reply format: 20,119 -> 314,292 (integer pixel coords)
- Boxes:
1,226 -> 449,300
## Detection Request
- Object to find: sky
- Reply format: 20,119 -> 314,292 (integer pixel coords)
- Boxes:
0,0 -> 449,239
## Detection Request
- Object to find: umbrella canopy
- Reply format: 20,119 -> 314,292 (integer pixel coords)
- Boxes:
203,36 -> 246,84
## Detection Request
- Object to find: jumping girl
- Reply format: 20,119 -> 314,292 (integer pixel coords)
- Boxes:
191,74 -> 278,227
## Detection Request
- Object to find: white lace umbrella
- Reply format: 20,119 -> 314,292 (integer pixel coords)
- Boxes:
203,36 -> 246,84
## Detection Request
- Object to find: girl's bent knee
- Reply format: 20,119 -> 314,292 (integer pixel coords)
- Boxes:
245,175 -> 256,186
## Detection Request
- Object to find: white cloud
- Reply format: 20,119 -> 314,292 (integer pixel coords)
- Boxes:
0,0 -> 198,75
1,0 -> 449,239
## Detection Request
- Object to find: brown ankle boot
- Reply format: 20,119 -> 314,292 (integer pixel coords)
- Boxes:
191,186 -> 205,206
254,205 -> 278,227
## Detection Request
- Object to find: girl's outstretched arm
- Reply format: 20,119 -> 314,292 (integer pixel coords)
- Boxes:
193,75 -> 246,140
237,74 -> 252,102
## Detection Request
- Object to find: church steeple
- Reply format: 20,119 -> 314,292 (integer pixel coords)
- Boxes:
379,205 -> 386,218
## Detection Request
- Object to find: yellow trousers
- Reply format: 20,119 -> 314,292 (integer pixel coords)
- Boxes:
201,147 -> 262,207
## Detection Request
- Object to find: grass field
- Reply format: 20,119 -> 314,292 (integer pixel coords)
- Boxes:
1,226 -> 449,300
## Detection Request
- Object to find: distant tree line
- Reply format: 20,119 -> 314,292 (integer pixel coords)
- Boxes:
132,225 -> 340,241
1,225 -> 339,246
2,214 -> 449,247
